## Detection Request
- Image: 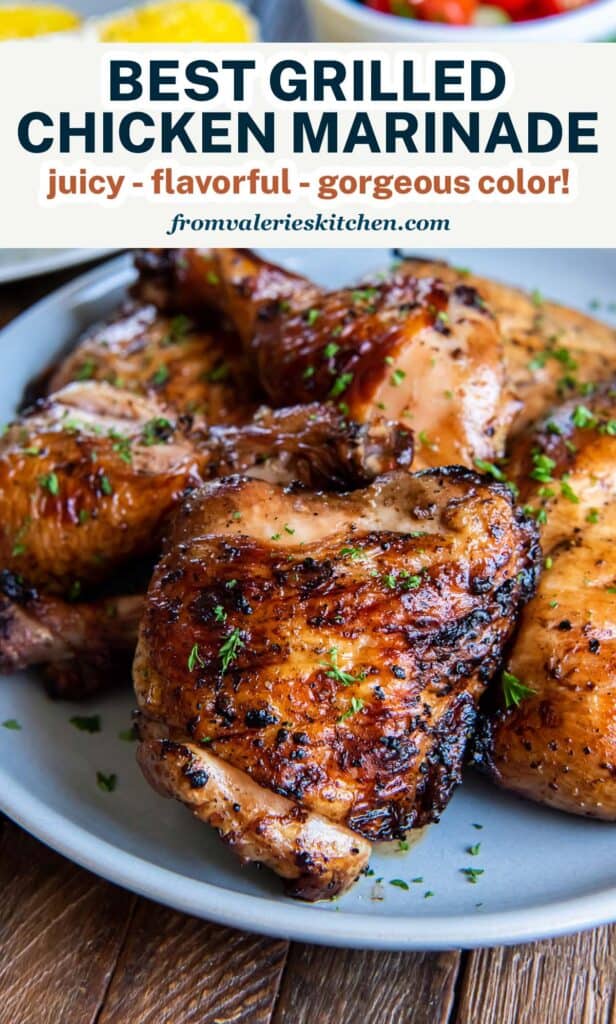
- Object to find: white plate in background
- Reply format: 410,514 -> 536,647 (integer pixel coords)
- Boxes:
0,249 -> 118,285
0,248 -> 615,951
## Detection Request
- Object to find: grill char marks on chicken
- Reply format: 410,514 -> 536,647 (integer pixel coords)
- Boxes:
135,249 -> 517,471
397,257 -> 616,436
473,384 -> 616,819
0,396 -> 412,684
134,468 -> 540,898
49,302 -> 260,426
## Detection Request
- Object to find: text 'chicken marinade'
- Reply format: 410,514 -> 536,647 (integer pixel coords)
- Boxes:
1,248 -> 615,898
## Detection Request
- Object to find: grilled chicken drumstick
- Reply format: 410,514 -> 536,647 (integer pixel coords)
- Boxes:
135,249 -> 517,470
474,384 -> 616,819
134,468 -> 540,899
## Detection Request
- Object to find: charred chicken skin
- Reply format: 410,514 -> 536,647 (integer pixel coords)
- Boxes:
49,302 -> 260,426
0,390 -> 412,679
134,468 -> 540,898
135,249 -> 517,470
398,257 -> 616,435
474,384 -> 616,819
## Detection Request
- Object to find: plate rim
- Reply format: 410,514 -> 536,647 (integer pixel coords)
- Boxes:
1,251 -> 615,950
0,248 -> 118,285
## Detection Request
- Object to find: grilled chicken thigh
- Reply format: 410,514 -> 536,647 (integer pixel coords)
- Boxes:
134,468 -> 539,898
135,249 -> 517,470
474,384 -> 616,818
49,302 -> 260,426
399,257 -> 616,435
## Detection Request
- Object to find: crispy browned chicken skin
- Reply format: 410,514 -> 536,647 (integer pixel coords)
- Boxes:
398,257 -> 616,435
49,302 -> 260,426
135,249 -> 517,470
474,384 -> 616,819
0,390 -> 412,687
134,468 -> 539,898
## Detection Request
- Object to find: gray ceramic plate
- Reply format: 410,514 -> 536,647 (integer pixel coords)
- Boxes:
0,249 -> 615,950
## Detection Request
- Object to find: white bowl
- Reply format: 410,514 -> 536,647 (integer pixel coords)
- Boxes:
306,0 -> 616,41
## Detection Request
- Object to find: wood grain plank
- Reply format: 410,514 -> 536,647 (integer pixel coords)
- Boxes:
272,944 -> 461,1024
455,928 -> 616,1024
97,900 -> 289,1024
0,818 -> 136,1024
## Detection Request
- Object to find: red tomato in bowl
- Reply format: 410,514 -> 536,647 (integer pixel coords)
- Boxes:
364,0 -> 477,22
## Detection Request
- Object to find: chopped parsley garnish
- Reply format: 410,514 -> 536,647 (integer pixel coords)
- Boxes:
474,459 -> 506,482
502,670 -> 536,709
586,509 -> 600,524
213,605 -> 227,624
397,839 -> 410,852
206,362 -> 230,383
109,430 -> 132,464
188,643 -> 205,672
303,365 -> 315,380
323,342 -> 339,359
390,368 -> 406,387
100,475 -> 113,496
219,628 -> 244,673
150,365 -> 170,387
389,878 -> 409,890
340,546 -> 365,561
530,451 -> 556,483
70,714 -> 101,734
284,524 -> 295,535
351,287 -> 378,305
329,372 -> 354,399
39,472 -> 59,496
306,308 -> 321,326
75,359 -> 96,381
571,404 -> 597,429
322,647 -> 365,687
141,418 -> 173,446
468,843 -> 481,856
96,771 -> 117,793
560,476 -> 579,504
530,288 -> 543,307
461,867 -> 484,883
78,509 -> 90,525
424,891 -> 434,899
2,719 -> 21,730
341,696 -> 366,722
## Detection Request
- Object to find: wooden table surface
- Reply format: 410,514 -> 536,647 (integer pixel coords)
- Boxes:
1,260 -> 615,1024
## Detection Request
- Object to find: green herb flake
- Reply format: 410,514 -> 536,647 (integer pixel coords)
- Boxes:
2,719 -> 21,730
188,643 -> 205,673
70,714 -> 101,734
338,696 -> 365,722
39,472 -> 59,496
219,628 -> 244,673
214,605 -> 227,624
323,342 -> 339,359
322,647 -> 365,687
389,878 -> 409,890
306,308 -> 321,327
390,368 -> 406,387
96,771 -> 117,793
329,372 -> 354,399
468,843 -> 481,856
502,670 -> 536,709
461,867 -> 484,884
100,475 -> 113,497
